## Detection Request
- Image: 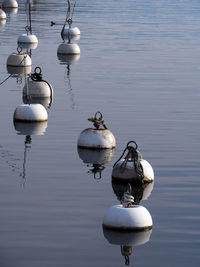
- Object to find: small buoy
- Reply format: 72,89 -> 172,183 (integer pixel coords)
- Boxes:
57,54 -> 80,65
77,111 -> 116,149
23,67 -> 53,99
63,27 -> 80,36
78,147 -> 115,179
0,9 -> 6,20
18,33 -> 38,44
112,141 -> 154,183
103,185 -> 153,231
7,65 -> 31,77
112,181 -> 154,205
14,121 -> 48,136
7,48 -> 32,67
57,42 -> 80,55
13,104 -> 48,122
2,0 -> 18,8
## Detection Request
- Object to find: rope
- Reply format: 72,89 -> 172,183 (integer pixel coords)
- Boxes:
113,141 -> 144,179
121,183 -> 134,207
88,111 -> 107,129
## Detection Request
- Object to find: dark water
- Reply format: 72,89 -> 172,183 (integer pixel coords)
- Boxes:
0,0 -> 200,266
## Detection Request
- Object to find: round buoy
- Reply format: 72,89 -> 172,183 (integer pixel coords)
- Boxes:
112,141 -> 154,183
57,42 -> 80,55
18,33 -> 38,44
7,65 -> 31,77
0,9 -> 6,20
112,181 -> 154,205
23,67 -> 53,98
2,0 -> 18,8
103,184 -> 152,231
13,104 -> 48,122
14,121 -> 48,136
63,27 -> 80,36
57,54 -> 80,65
18,42 -> 38,50
7,50 -> 32,67
77,112 -> 116,149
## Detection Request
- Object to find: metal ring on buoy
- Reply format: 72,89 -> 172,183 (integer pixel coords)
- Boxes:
126,141 -> 138,150
17,47 -> 22,54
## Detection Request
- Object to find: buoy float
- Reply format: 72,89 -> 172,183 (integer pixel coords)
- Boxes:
77,111 -> 116,149
112,181 -> 154,205
78,147 -> 115,179
0,8 -> 6,20
103,185 -> 153,231
13,104 -> 48,122
7,65 -> 31,77
7,48 -> 32,67
2,0 -> 18,8
18,33 -> 38,44
14,121 -> 48,136
63,26 -> 80,37
112,141 -> 154,183
23,67 -> 53,99
57,42 -> 80,55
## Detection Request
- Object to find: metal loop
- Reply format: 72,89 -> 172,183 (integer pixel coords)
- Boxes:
25,25 -> 30,32
95,111 -> 103,121
67,18 -> 73,26
126,141 -> 138,150
34,67 -> 42,75
17,47 -> 22,54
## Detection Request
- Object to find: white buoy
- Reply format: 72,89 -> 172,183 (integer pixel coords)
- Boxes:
7,52 -> 32,67
57,54 -> 80,65
112,141 -> 154,183
7,65 -> 31,77
23,67 -> 53,98
63,27 -> 80,36
0,9 -> 6,20
57,42 -> 80,55
18,33 -> 38,44
14,121 -> 48,136
77,112 -> 116,149
13,104 -> 48,122
2,0 -> 18,8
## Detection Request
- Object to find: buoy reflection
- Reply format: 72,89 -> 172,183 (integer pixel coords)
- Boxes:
77,147 -> 115,180
103,227 -> 152,266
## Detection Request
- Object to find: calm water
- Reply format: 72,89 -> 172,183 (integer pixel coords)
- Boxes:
0,0 -> 200,266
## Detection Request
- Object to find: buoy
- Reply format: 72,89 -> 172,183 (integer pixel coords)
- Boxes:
7,48 -> 32,67
0,8 -> 6,20
77,111 -> 116,149
18,42 -> 38,50
57,42 -> 80,55
78,147 -> 115,179
13,104 -> 48,122
14,121 -> 48,136
18,33 -> 38,44
7,65 -> 31,77
103,185 -> 153,231
63,27 -> 80,36
112,141 -> 154,183
112,181 -> 154,205
2,0 -> 18,8
23,67 -> 53,98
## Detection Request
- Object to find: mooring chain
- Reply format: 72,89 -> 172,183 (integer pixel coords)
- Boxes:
88,111 -> 108,129
121,183 -> 134,207
30,67 -> 43,81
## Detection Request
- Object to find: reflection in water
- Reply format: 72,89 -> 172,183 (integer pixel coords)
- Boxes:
7,65 -> 32,78
57,54 -> 80,110
0,19 -> 6,31
112,180 -> 154,204
103,227 -> 152,265
14,121 -> 48,185
77,147 -> 115,179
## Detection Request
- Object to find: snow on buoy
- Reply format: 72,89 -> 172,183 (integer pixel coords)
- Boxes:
77,147 -> 115,179
13,104 -> 48,122
7,48 -> 32,67
77,111 -> 116,149
14,121 -> 48,136
112,181 -> 154,205
7,65 -> 31,77
57,42 -> 80,55
2,0 -> 18,8
112,141 -> 154,183
18,33 -> 38,44
103,185 -> 153,231
23,67 -> 53,99
0,8 -> 6,20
